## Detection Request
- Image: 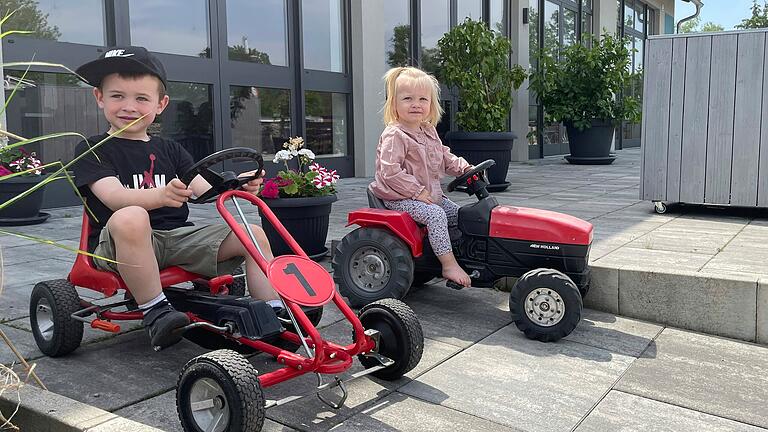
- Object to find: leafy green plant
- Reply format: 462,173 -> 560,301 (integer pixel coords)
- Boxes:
437,18 -> 526,132
528,32 -> 641,131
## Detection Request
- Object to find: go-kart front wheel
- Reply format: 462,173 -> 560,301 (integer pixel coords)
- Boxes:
357,298 -> 423,381
332,227 -> 414,307
509,268 -> 582,342
177,349 -> 264,432
29,279 -> 84,357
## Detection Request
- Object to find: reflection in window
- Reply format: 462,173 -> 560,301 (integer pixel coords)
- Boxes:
457,0 -> 482,22
302,0 -> 344,72
2,0 -> 104,45
582,13 -> 593,38
491,0 -> 508,35
563,9 -> 576,46
420,0 -> 449,76
305,91 -> 347,157
230,86 -> 291,155
543,1 -> 559,51
227,0 -> 288,66
129,0 -> 210,57
3,71 -> 106,166
151,82 -> 214,162
385,0 -> 410,67
624,0 -> 635,30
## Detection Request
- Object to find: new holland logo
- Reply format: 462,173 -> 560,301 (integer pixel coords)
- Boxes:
529,243 -> 560,251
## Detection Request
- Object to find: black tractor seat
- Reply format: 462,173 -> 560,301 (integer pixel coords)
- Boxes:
367,188 -> 388,209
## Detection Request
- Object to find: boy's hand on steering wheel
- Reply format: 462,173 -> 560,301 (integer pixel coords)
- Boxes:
158,178 -> 194,208
239,169 -> 266,194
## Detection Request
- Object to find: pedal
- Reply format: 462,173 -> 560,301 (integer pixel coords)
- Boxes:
316,375 -> 348,409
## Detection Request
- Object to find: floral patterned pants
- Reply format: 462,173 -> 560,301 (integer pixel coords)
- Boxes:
383,196 -> 459,256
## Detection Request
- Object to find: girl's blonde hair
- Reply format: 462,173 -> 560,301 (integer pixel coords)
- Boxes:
382,66 -> 443,126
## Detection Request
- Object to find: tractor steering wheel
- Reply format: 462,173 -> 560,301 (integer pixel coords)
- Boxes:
446,159 -> 495,194
179,147 -> 264,204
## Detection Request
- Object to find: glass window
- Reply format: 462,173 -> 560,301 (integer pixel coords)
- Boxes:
490,0 -> 507,35
385,0 -> 410,67
129,0 -> 210,57
563,8 -> 576,46
457,0 -> 482,22
150,82 -> 214,162
624,0 -> 634,30
304,91 -> 347,157
529,0 -> 539,70
3,71 -> 107,166
230,86 -> 291,155
226,0 -> 288,66
634,2 -> 645,33
1,0 -> 104,45
543,1 -> 559,50
420,0 -> 449,75
302,0 -> 345,73
582,12 -> 592,37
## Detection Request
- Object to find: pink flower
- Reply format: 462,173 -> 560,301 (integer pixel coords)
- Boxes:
260,179 -> 280,199
0,166 -> 13,177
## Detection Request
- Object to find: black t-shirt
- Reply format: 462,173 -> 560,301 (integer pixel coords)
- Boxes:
73,133 -> 195,251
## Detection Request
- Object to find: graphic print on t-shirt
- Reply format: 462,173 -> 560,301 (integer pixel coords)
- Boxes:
128,153 -> 166,189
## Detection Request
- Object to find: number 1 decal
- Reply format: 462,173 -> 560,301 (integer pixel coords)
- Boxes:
283,263 -> 316,296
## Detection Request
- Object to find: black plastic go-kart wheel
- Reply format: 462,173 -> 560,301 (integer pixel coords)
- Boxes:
29,279 -> 84,357
177,349 -> 265,432
332,227 -> 414,308
356,298 -> 423,381
273,306 -> 324,353
509,268 -> 582,342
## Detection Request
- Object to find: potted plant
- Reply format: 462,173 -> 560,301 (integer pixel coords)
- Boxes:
258,136 -> 339,260
0,138 -> 50,225
437,18 -> 527,192
528,33 -> 640,164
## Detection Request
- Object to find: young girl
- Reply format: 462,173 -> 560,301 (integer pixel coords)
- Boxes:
369,66 -> 473,287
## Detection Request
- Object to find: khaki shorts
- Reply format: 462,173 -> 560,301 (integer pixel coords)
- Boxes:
92,224 -> 244,278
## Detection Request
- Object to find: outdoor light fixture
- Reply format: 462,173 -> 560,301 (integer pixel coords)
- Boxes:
676,0 -> 704,33
522,7 -> 529,24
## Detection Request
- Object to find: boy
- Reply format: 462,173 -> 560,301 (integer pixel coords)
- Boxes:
73,46 -> 282,351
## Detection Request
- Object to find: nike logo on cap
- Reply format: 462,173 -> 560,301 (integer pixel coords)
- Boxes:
104,49 -> 134,58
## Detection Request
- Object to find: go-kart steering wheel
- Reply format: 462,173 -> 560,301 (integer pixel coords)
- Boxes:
446,159 -> 496,193
179,147 -> 264,204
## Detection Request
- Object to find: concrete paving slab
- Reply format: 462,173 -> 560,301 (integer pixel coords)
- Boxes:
576,390 -> 768,432
618,269 -> 757,341
0,240 -> 78,266
114,389 -> 298,432
593,247 -> 712,272
399,324 -> 635,432
0,259 -> 76,321
565,309 -> 662,357
700,250 -> 768,276
626,230 -> 735,255
582,265 -> 619,314
31,331 -> 208,412
616,328 -> 768,428
759,278 -> 768,345
660,217 -> 748,234
333,392 -> 522,432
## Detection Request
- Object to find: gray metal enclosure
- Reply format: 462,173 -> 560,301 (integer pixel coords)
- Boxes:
640,29 -> 768,208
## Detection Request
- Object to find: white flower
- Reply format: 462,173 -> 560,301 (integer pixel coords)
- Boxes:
298,148 -> 315,160
273,150 -> 293,163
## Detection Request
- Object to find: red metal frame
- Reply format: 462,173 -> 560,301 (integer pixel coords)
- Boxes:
347,208 -> 427,257
66,191 -> 379,388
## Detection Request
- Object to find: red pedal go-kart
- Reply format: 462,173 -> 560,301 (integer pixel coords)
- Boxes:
28,148 -> 424,431
332,159 -> 592,342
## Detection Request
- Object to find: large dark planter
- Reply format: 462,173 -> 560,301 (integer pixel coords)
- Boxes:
564,119 -> 616,165
0,174 -> 50,226
258,194 -> 337,260
446,131 -> 516,192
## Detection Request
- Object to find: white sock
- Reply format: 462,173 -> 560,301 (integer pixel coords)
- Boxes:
267,299 -> 284,309
139,292 -> 168,312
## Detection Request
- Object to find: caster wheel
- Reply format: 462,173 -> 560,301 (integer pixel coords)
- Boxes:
30,279 -> 84,357
654,201 -> 667,214
509,268 -> 582,342
357,299 -> 423,380
332,227 -> 414,307
177,349 -> 264,432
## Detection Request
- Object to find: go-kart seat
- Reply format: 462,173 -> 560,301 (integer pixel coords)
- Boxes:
367,188 -> 388,209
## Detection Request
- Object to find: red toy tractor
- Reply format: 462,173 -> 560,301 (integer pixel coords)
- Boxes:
29,148 -> 424,431
332,160 -> 593,342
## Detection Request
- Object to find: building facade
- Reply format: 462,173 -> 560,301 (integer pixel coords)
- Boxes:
0,0 -> 675,208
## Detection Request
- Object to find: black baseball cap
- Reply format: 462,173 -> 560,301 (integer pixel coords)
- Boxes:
76,46 -> 167,89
